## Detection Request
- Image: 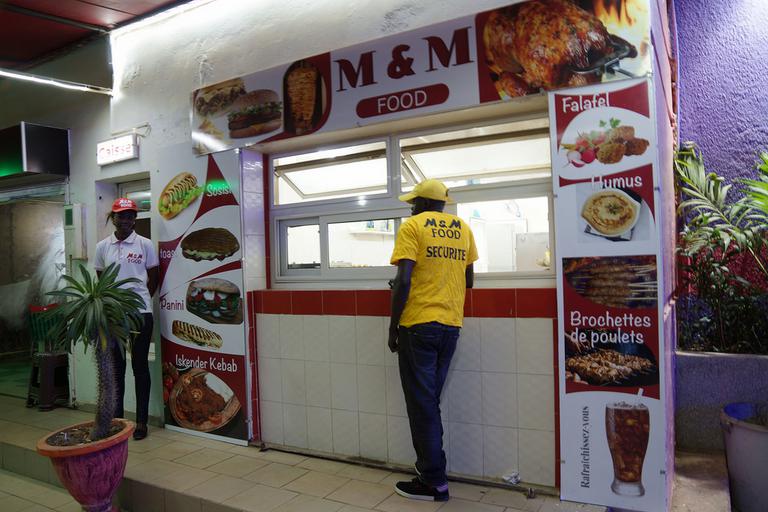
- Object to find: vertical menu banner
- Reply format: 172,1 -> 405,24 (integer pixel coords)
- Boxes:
549,78 -> 667,511
155,147 -> 250,444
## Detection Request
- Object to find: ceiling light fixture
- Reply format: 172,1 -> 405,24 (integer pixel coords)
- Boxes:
0,68 -> 113,96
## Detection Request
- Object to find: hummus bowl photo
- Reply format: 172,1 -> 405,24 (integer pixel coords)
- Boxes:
580,188 -> 640,237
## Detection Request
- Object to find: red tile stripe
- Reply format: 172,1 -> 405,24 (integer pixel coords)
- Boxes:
252,289 -> 555,318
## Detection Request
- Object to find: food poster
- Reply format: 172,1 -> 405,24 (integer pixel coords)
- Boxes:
155,147 -> 251,444
549,78 -> 668,511
192,0 -> 651,155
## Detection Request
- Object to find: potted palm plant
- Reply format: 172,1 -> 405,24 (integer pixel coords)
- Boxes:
35,262 -> 145,512
675,144 -> 768,512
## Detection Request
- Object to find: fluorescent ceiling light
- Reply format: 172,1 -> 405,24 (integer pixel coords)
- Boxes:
0,68 -> 113,96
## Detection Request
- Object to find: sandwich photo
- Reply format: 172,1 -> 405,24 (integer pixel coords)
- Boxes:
227,89 -> 282,139
171,320 -> 223,349
186,278 -> 243,324
181,227 -> 240,261
194,78 -> 246,117
158,172 -> 204,220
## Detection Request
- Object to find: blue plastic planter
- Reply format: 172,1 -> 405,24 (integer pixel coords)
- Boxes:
720,402 -> 768,512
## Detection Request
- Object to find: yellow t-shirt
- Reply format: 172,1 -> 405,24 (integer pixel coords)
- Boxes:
390,211 -> 478,327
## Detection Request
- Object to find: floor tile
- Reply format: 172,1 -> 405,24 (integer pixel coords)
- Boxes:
374,493 -> 443,512
446,481 -> 491,501
273,494 -> 345,512
186,473 -> 255,503
2,495 -> 38,512
338,506 -> 375,512
480,488 -> 545,511
165,489 -> 203,512
126,436 -> 172,454
141,440 -> 202,460
297,458 -> 352,474
259,450 -> 309,465
130,481 -> 164,512
325,480 -> 392,509
175,447 -> 235,469
243,462 -> 308,487
55,501 -> 83,512
283,470 -> 349,497
335,465 -> 391,483
438,498 -> 505,511
223,483 -> 298,512
207,454 -> 271,478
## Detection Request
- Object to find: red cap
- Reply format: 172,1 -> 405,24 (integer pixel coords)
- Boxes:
111,198 -> 138,212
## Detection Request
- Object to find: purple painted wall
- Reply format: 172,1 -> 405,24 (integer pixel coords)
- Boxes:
675,0 -> 768,181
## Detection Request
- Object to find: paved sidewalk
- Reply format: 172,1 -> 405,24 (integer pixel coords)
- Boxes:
0,395 -> 728,511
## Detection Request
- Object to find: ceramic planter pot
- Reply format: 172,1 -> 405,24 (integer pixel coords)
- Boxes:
720,403 -> 768,512
37,420 -> 135,512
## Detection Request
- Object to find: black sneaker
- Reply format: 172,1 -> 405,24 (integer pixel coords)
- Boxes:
133,423 -> 148,440
395,478 -> 449,501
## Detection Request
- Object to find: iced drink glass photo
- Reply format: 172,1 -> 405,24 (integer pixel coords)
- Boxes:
605,401 -> 650,496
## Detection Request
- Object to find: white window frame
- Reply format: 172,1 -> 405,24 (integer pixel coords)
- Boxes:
269,115 -> 555,288
117,179 -> 151,221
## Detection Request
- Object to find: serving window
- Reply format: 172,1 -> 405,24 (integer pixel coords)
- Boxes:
270,115 -> 554,285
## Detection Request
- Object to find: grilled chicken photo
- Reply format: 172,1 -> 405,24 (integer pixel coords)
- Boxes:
286,61 -> 319,135
484,0 -> 634,95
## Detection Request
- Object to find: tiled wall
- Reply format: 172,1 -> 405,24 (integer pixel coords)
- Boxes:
248,289 -> 558,487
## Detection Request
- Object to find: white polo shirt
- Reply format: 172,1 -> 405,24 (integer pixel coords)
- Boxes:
94,231 -> 159,314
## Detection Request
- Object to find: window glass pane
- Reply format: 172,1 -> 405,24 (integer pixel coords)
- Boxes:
125,190 -> 151,212
274,141 -> 387,205
328,219 -> 396,268
287,224 -> 320,269
458,197 -> 551,273
400,121 -> 550,189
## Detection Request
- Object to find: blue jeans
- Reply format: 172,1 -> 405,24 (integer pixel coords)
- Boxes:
398,322 -> 460,487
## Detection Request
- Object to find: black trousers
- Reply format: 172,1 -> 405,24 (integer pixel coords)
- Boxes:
113,313 -> 153,424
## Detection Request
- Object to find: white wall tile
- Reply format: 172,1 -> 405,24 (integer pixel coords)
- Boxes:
260,400 -> 284,444
332,410 -> 360,456
242,192 -> 265,234
359,412 -> 388,461
256,314 -> 280,359
516,318 -> 554,375
330,363 -> 358,411
454,317 -> 481,371
329,316 -> 356,363
448,422 -> 483,476
283,404 -> 308,449
355,316 -> 386,366
386,365 -> 407,417
483,426 -> 518,478
257,357 -> 282,403
307,406 -> 333,453
244,235 -> 266,279
247,276 -> 266,292
482,372 -> 517,427
357,365 -> 386,414
387,415 -> 416,465
480,318 -> 517,373
384,320 -> 398,366
518,429 -> 555,486
280,315 -> 304,359
241,158 -> 263,193
281,359 -> 306,405
305,361 -> 331,408
446,370 -> 482,423
517,374 -> 555,431
304,315 -> 330,362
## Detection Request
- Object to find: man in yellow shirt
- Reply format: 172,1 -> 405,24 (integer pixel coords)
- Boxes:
389,179 -> 478,501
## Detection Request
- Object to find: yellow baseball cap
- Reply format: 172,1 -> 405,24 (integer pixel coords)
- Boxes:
398,179 -> 454,204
